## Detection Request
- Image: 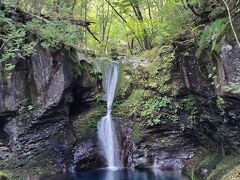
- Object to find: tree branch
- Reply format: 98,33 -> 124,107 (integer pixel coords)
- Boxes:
85,27 -> 101,44
222,0 -> 240,49
186,0 -> 202,17
105,0 -> 127,23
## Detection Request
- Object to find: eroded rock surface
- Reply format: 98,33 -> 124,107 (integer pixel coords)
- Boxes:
0,45 -> 99,174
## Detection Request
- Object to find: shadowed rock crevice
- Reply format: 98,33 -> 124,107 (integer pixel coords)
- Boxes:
0,119 -> 9,145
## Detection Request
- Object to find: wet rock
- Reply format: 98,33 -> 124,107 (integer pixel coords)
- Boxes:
115,119 -> 134,167
133,124 -> 196,170
71,119 -> 134,171
218,42 -> 240,91
72,140 -> 105,171
0,45 -> 99,174
0,60 -> 27,113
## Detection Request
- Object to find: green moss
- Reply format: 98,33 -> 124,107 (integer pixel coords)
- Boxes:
188,169 -> 197,180
182,95 -> 199,123
197,18 -> 228,56
207,154 -> 240,180
114,89 -> 152,119
115,89 -> 191,126
0,166 -> 53,180
216,96 -> 225,106
185,149 -> 219,180
222,164 -> 240,180
132,45 -> 175,94
67,50 -> 82,77
73,104 -> 106,139
199,152 -> 220,168
115,62 -> 133,99
0,172 -> 10,180
132,121 -> 144,144
142,96 -> 180,126
1,150 -> 58,179
186,148 -> 240,180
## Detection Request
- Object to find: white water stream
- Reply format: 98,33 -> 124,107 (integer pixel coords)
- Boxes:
97,61 -> 121,169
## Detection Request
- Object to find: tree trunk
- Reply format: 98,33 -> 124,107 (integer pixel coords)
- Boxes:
130,0 -> 152,50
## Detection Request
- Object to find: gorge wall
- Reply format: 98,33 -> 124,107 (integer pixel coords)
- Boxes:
1,35 -> 240,180
0,45 -> 100,177
1,3 -> 240,180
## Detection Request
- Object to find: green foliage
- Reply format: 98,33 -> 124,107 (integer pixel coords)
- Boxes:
4,0 -> 196,54
222,163 -> 240,180
216,96 -> 225,116
0,9 -> 35,70
115,89 -> 151,118
227,67 -> 240,95
116,89 -> 184,126
153,0 -> 193,41
26,19 -> 82,48
2,0 -> 230,55
183,95 -> 199,123
197,18 -> 227,56
0,6 -> 84,71
132,45 -> 175,94
0,172 -> 10,180
217,96 -> 225,107
189,168 -> 197,180
73,105 -> 106,139
207,153 -> 240,180
142,96 -> 180,126
3,64 -> 15,71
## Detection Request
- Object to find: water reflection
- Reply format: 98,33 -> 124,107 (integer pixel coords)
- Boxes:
42,168 -> 189,180
77,168 -> 189,180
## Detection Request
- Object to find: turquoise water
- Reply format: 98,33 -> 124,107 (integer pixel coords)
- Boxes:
42,168 -> 189,180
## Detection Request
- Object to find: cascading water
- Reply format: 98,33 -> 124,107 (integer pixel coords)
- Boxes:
97,61 -> 122,169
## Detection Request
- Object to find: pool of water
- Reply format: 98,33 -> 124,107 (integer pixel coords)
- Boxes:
42,168 -> 189,180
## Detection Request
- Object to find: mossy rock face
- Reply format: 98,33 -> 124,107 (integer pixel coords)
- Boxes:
132,45 -> 176,94
184,147 -> 240,180
115,62 -> 133,99
0,172 -> 10,180
73,104 -> 106,139
222,164 -> 240,180
206,154 -> 240,180
114,45 -> 178,119
115,89 -> 152,119
91,57 -> 112,75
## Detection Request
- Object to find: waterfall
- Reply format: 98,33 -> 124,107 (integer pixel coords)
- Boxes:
97,61 -> 121,169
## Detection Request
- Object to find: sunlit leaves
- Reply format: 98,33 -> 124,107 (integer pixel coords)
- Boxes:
1,0 -> 195,54
26,19 -> 82,48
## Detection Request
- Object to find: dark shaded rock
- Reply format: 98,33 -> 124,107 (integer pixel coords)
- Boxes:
115,119 -> 134,167
72,140 -> 105,172
0,44 -> 99,175
0,59 -> 27,113
174,35 -> 240,178
133,123 -> 196,170
216,42 -> 240,95
175,42 -> 214,97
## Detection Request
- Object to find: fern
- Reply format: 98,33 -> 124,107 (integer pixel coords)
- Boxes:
197,18 -> 227,56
